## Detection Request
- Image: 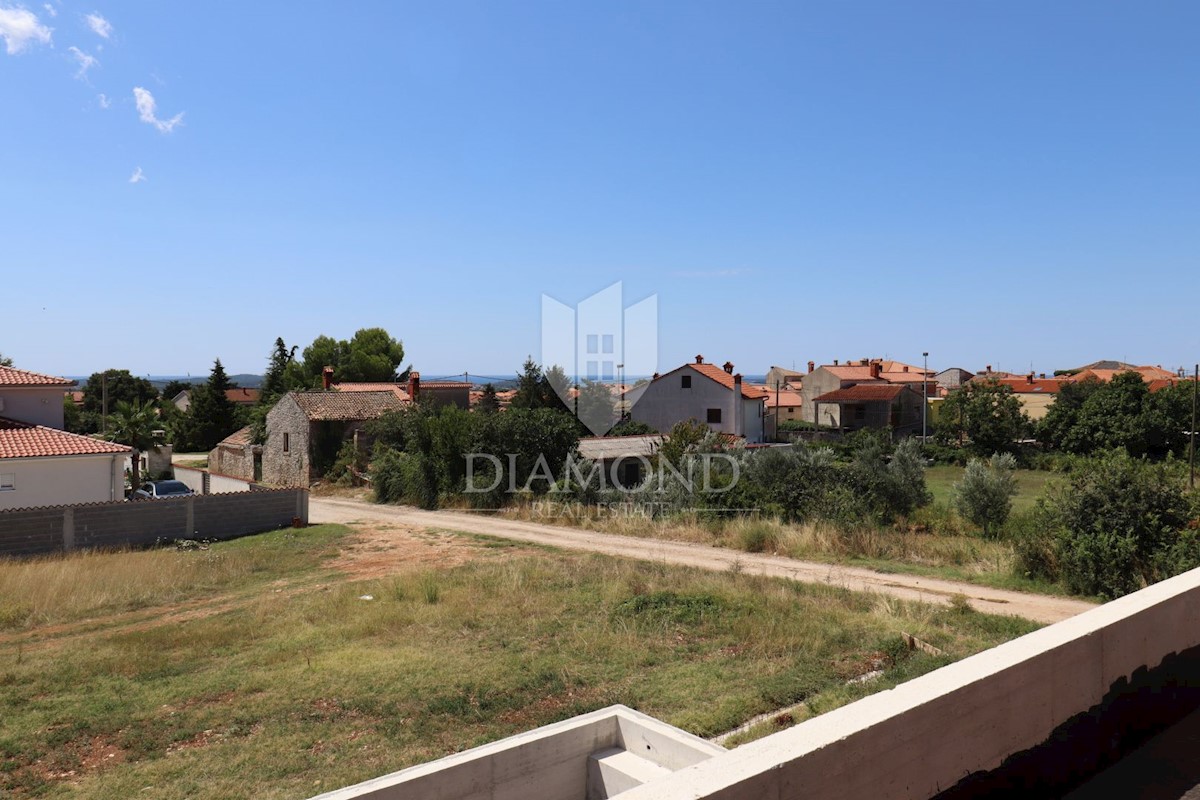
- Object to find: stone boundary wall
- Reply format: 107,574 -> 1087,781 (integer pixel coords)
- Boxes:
0,489 -> 308,557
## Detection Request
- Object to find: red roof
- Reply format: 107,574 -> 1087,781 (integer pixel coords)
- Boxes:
420,381 -> 473,390
991,377 -> 1063,394
822,365 -> 879,381
686,363 -> 769,399
0,366 -> 75,387
225,388 -> 261,404
0,417 -> 131,459
334,383 -> 412,402
813,384 -> 908,402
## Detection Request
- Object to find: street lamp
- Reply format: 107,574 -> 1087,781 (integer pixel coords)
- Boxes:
922,352 -> 929,445
617,363 -> 625,420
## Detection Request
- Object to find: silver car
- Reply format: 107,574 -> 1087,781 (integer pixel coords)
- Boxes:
132,480 -> 195,500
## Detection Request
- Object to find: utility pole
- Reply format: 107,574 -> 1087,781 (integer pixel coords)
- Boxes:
922,352 -> 929,445
102,371 -> 108,434
774,379 -> 781,442
617,364 -> 624,420
1191,363 -> 1197,490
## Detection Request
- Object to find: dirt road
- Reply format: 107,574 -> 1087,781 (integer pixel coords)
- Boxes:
310,497 -> 1096,624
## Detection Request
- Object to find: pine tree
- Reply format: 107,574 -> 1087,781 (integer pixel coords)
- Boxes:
477,383 -> 500,414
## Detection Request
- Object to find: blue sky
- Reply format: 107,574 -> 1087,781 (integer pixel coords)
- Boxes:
2,1 -> 1197,380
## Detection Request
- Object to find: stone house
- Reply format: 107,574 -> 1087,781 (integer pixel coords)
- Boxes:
262,390 -> 406,486
810,383 -> 925,435
208,426 -> 259,482
629,356 -> 769,443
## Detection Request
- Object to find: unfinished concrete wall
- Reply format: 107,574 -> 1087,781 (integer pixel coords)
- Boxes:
618,565 -> 1200,800
310,705 -> 725,800
0,489 -> 308,556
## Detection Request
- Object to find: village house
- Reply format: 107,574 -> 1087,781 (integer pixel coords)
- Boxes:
0,366 -> 130,510
978,373 -> 1064,421
173,387 -> 261,412
262,390 -> 406,486
800,359 -> 933,433
331,370 -> 471,410
629,356 -> 769,443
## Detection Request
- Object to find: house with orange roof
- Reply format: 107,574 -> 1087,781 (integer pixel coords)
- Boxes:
328,370 -> 470,409
810,383 -> 926,434
629,356 -> 769,443
0,365 -> 74,429
0,365 -> 131,510
983,373 -> 1064,421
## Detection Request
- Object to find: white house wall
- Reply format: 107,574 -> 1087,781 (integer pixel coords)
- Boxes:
0,453 -> 124,511
630,368 -> 766,443
0,386 -> 67,429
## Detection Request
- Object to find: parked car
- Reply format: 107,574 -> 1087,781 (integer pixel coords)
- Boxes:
132,480 -> 195,500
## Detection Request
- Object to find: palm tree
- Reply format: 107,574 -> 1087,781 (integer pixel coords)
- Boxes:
108,399 -> 159,492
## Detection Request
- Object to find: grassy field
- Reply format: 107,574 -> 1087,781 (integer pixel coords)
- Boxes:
925,465 -> 1057,514
0,524 -> 1038,799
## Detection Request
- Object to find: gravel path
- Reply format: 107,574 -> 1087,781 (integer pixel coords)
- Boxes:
310,497 -> 1096,624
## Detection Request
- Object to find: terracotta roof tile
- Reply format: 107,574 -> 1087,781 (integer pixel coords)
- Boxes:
766,389 -> 805,407
813,384 -> 908,402
684,363 -> 769,399
216,426 -> 253,448
290,391 -> 407,421
419,381 -> 473,389
0,417 -> 131,459
822,365 -> 878,381
225,388 -> 261,404
991,377 -> 1064,394
0,366 -> 75,387
333,382 -> 412,402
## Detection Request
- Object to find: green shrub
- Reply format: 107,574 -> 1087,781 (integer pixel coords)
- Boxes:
953,453 -> 1018,539
1023,451 -> 1195,598
738,522 -> 778,553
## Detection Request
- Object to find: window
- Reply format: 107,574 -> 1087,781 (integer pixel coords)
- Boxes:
602,334 -> 614,354
787,407 -> 795,413
0,473 -> 13,491
587,361 -> 599,380
707,408 -> 722,424
602,361 -> 614,381
283,433 -> 290,453
586,334 -> 599,354
854,406 -> 866,421
681,375 -> 692,389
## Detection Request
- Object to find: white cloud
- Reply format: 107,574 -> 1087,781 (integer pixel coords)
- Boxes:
133,86 -> 184,133
97,92 -> 110,108
84,11 -> 110,38
68,45 -> 97,78
42,3 -> 55,17
0,5 -> 53,54
129,166 -> 145,184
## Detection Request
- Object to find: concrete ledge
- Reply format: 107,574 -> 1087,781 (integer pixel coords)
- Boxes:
309,705 -> 725,800
618,565 -> 1200,800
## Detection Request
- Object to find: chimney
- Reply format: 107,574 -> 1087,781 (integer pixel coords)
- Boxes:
732,373 -> 745,438
1040,373 -> 1046,379
696,354 -> 704,364
903,365 -> 909,373
833,359 -> 839,366
408,371 -> 420,401
870,362 -> 882,379
1027,372 -> 1034,384
860,358 -> 869,366
652,372 -> 660,380
723,361 -> 734,374
807,360 -> 815,373
322,366 -> 334,390
986,365 -> 992,374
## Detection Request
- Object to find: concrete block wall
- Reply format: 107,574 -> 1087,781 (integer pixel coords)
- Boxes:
0,488 -> 308,557
0,507 -> 65,556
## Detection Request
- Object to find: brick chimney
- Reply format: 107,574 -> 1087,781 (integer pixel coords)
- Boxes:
808,360 -> 815,373
903,365 -> 909,373
408,371 -> 420,401
1027,372 -> 1035,384
870,362 -> 882,379
723,361 -> 734,374
860,358 -> 869,366
695,354 -> 704,364
322,366 -> 334,390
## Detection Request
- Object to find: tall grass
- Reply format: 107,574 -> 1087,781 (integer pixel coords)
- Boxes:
0,526 -> 343,630
0,538 -> 1039,800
